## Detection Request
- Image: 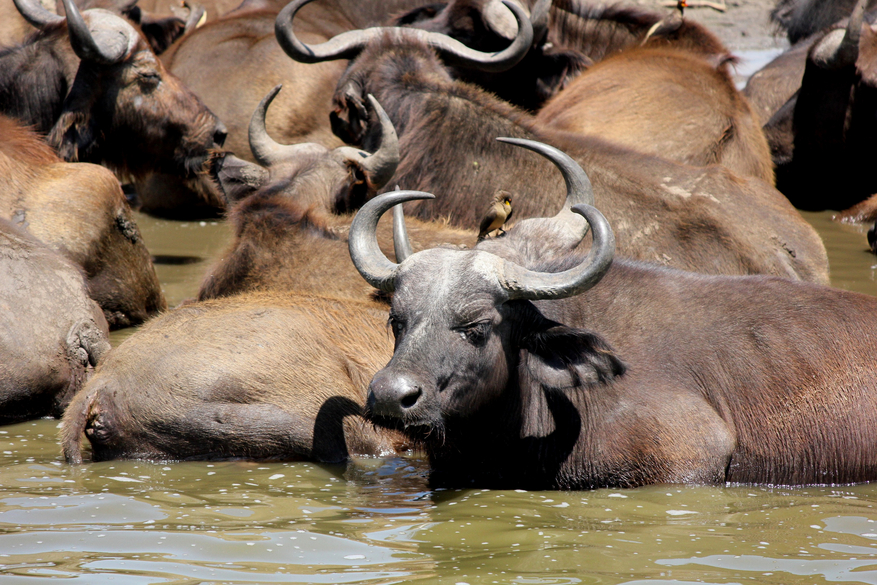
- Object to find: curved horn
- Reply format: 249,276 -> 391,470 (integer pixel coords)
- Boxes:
835,0 -> 867,67
496,137 -> 594,210
498,203 -> 614,300
339,94 -> 399,190
393,201 -> 414,262
62,0 -> 133,64
349,190 -> 436,293
13,0 -> 63,28
277,0 -> 533,73
530,0 -> 551,45
248,84 -> 325,165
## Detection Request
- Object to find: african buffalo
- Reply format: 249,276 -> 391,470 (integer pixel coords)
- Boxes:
393,0 -> 734,111
1,0 -> 227,216
199,87 -> 471,301
60,291 -> 408,463
744,0 -> 877,210
60,134 -> 598,463
0,114 -> 165,329
160,0 -> 446,165
0,217 -> 111,425
277,8 -> 829,282
352,189 -> 877,489
536,46 -> 774,184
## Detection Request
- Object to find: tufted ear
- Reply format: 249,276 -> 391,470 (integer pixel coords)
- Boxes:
48,109 -> 97,163
208,153 -> 268,205
48,70 -> 100,163
517,324 -> 625,438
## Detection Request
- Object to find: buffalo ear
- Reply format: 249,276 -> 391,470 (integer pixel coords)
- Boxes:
520,325 -> 626,391
517,325 -> 625,439
48,110 -> 96,163
208,153 -> 268,205
138,15 -> 187,55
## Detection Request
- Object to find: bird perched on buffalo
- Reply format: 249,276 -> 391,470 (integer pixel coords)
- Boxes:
477,191 -> 513,241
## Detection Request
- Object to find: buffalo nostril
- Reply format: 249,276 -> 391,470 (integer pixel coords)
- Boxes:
400,386 -> 422,409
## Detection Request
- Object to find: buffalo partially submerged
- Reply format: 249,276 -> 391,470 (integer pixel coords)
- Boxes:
0,114 -> 165,329
61,292 -> 407,463
277,6 -> 829,282
1,0 -> 227,217
352,190 -> 877,489
0,217 -> 110,425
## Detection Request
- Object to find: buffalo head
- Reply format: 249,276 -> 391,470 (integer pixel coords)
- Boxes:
274,0 -> 533,144
15,0 -> 226,183
210,85 -> 399,214
349,140 -> 621,453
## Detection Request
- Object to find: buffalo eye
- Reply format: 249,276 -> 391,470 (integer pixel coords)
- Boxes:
137,71 -> 161,89
457,321 -> 490,346
388,315 -> 405,338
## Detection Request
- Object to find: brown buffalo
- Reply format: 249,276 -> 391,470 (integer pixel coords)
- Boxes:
0,217 -> 111,425
60,291 -> 408,463
0,115 -> 165,329
536,46 -> 774,184
277,14 -> 829,282
353,189 -> 877,489
1,0 -> 227,216
198,87 -> 473,301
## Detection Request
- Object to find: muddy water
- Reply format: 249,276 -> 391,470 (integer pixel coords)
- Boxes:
4,204 -> 877,583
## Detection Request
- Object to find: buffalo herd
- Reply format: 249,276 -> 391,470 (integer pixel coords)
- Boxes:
3,0 -> 877,489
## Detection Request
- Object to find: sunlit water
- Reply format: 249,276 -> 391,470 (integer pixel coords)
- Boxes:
5,205 -> 877,584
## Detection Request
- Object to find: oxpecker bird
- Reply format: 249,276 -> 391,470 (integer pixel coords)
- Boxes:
477,190 -> 513,241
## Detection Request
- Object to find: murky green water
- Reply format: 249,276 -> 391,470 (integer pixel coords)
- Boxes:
5,205 -> 877,584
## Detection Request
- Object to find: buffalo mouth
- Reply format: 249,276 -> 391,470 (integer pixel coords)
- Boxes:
366,412 -> 444,445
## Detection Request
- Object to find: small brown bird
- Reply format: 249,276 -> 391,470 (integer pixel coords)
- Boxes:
477,191 -> 513,241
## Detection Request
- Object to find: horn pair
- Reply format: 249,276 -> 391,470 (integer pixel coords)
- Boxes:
14,0 -> 137,63
275,0 -> 533,73
248,85 -> 400,190
351,139 -> 614,300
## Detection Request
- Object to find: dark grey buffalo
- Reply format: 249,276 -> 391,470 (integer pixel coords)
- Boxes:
350,188 -> 877,489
